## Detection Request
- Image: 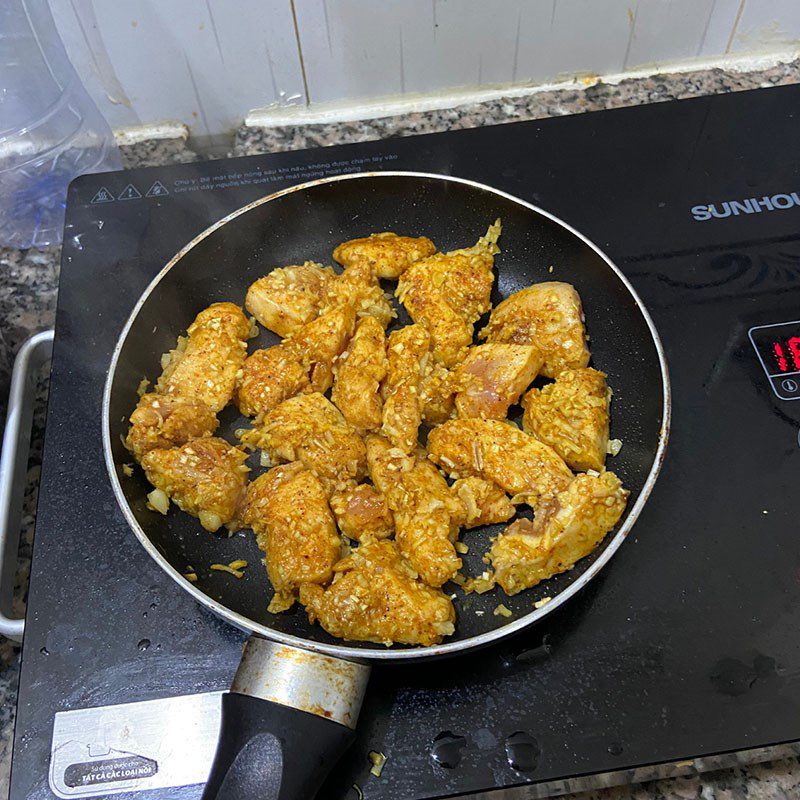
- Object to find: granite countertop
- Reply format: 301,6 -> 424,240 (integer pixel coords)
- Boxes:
2,59 -> 800,799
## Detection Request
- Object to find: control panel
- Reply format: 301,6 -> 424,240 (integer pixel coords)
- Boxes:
749,320 -> 800,401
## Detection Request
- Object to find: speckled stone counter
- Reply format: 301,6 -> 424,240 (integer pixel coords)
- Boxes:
2,58 -> 800,799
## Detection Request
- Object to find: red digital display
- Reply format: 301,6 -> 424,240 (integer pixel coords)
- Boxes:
770,336 -> 800,374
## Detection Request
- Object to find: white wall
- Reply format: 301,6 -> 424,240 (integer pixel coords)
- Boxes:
50,0 -> 800,140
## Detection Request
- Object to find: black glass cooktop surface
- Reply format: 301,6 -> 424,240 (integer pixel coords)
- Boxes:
10,84 -> 800,799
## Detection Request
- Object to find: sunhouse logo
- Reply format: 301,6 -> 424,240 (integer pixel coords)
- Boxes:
691,192 -> 800,221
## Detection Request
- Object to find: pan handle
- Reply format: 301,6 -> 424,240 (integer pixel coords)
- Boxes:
202,637 -> 371,800
0,330 -> 54,641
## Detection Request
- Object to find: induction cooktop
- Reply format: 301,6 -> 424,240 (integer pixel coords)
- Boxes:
10,84 -> 800,800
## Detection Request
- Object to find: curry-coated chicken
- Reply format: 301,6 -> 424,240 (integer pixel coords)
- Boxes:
455,343 -> 543,420
451,476 -> 515,529
329,483 -> 394,542
366,434 -> 463,587
126,393 -> 218,462
300,540 -> 456,646
396,220 -> 501,367
522,367 -> 610,472
333,232 -> 437,279
427,418 -> 573,505
419,359 -> 456,425
323,261 -> 395,329
244,462 -> 342,613
489,471 -> 628,594
240,393 -> 366,495
235,344 -> 310,418
141,437 -> 249,532
286,301 -> 356,393
157,302 -> 251,413
245,262 -> 335,338
381,324 -> 429,453
331,316 -> 388,433
128,217 -> 633,649
480,282 -> 590,378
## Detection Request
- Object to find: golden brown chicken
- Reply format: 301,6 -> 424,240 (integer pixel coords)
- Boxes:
333,232 -> 437,279
300,540 -> 455,646
241,393 -> 366,495
127,217 -> 633,648
331,316 -> 388,433
235,345 -> 310,418
245,262 -> 335,338
427,418 -> 573,505
522,367 -> 610,472
157,302 -> 251,413
329,483 -> 394,542
244,463 -> 342,612
141,437 -> 249,532
126,393 -> 218,462
490,471 -> 628,594
480,282 -> 590,378
286,302 -> 356,393
396,220 -> 501,367
381,324 -> 430,453
323,261 -> 395,329
419,360 -> 456,425
451,477 -> 515,529
455,343 -> 543,420
366,435 -> 463,587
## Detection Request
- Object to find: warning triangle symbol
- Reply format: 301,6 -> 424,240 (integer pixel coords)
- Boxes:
145,180 -> 169,198
118,184 -> 142,200
90,187 -> 115,204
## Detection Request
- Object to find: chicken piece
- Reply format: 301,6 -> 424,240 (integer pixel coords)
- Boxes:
286,302 -> 356,393
451,477 -> 515,529
244,463 -> 341,612
323,261 -> 395,328
300,540 -> 455,646
333,232 -> 437,279
126,393 -> 218,461
329,483 -> 394,542
490,471 -> 628,594
522,368 -> 610,472
427,419 -> 573,506
235,345 -> 310,418
245,262 -> 335,338
331,316 -> 388,432
157,302 -> 250,413
455,344 -> 543,420
241,393 -> 366,495
381,324 -> 429,453
480,282 -> 590,378
419,360 -> 456,425
366,435 -> 463,586
396,220 -> 501,367
141,437 -> 249,532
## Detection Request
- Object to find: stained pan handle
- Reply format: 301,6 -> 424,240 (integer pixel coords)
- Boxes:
202,637 -> 371,800
0,330 -> 53,641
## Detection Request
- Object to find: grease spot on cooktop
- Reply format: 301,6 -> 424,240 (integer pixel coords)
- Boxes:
709,654 -> 776,696
430,732 -> 466,768
504,731 -> 539,772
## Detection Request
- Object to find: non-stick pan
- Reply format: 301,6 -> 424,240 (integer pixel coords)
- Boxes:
103,172 -> 670,799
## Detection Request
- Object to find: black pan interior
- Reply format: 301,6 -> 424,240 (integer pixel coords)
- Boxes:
107,174 -> 666,652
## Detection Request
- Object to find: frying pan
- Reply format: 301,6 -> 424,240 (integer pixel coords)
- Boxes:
102,172 -> 670,799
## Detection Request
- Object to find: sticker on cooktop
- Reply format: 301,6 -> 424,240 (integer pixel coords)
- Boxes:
49,691 -> 222,798
749,320 -> 800,401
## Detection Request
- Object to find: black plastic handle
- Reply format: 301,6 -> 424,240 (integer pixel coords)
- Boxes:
202,691 -> 356,800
